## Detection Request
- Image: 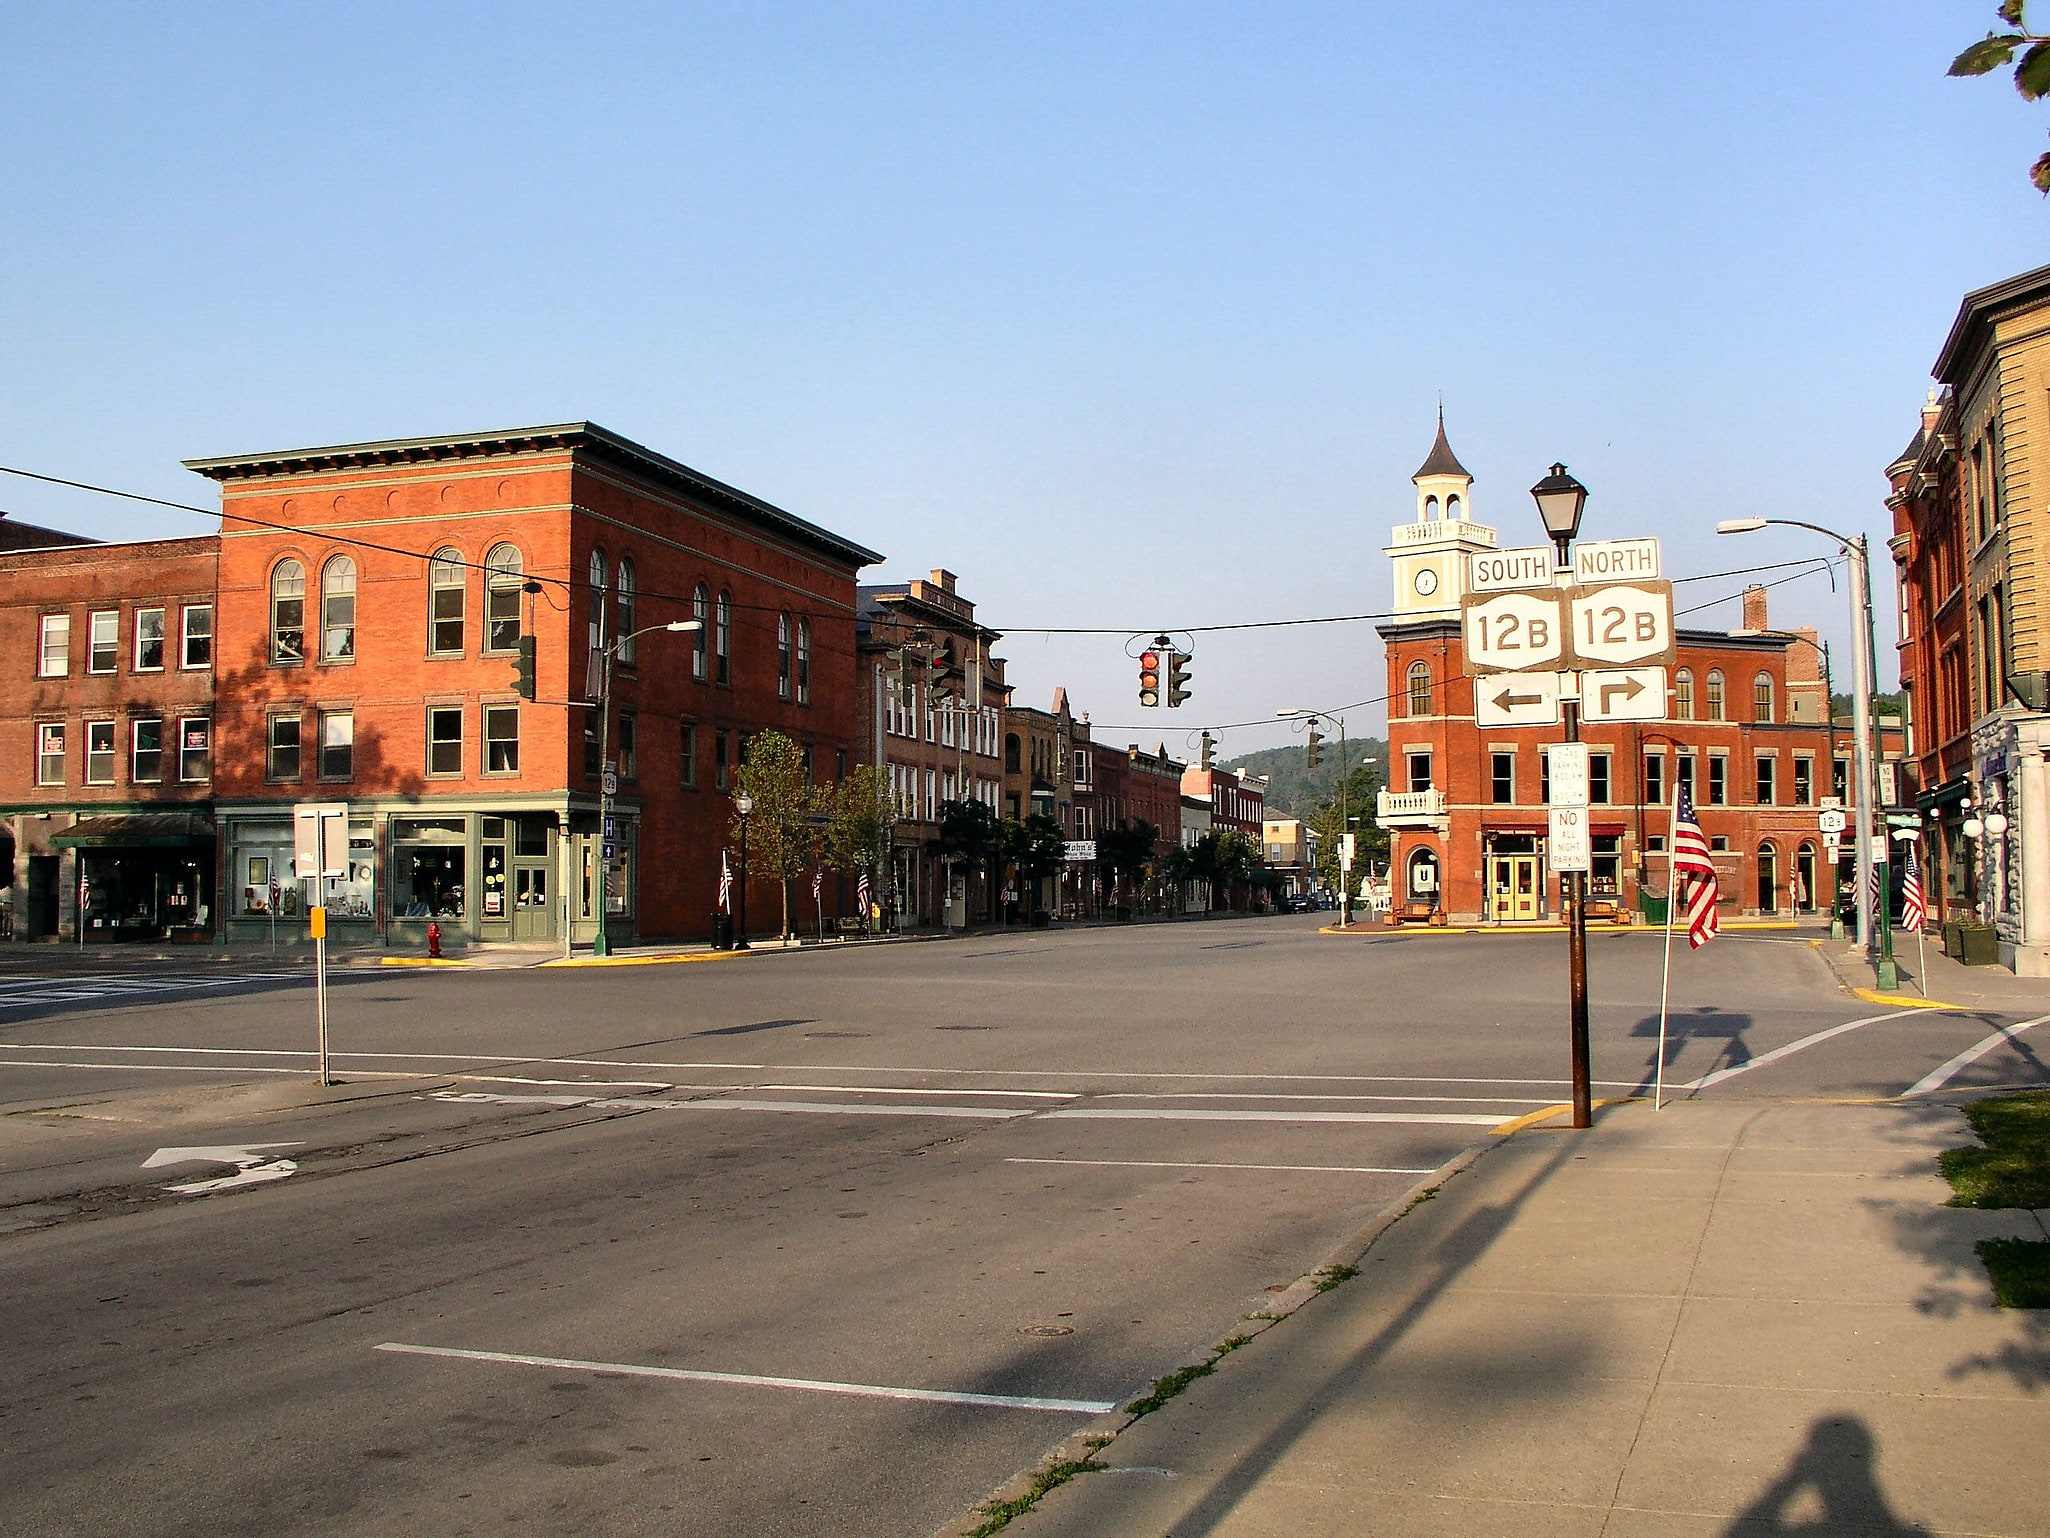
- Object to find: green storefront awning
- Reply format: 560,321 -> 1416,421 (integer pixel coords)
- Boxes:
1916,778 -> 1973,812
52,812 -> 216,849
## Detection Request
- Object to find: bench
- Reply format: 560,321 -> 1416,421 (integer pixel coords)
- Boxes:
1386,899 -> 1445,927
835,916 -> 865,937
1581,897 -> 1630,925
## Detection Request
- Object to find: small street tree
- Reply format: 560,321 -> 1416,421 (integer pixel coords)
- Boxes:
1004,813 -> 1068,918
934,798 -> 1002,921
731,730 -> 826,939
1095,818 -> 1159,913
826,764 -> 895,924
1310,762 -> 1388,897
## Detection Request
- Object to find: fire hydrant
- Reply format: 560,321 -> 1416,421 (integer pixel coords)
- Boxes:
427,921 -> 442,960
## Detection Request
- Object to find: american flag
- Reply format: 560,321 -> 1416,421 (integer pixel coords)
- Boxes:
856,869 -> 870,918
1868,861 -> 1884,924
1671,782 -> 1719,949
1901,842 -> 1925,932
812,865 -> 823,904
717,850 -> 732,914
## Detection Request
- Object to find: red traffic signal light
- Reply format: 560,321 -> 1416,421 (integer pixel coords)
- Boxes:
1139,648 -> 1162,707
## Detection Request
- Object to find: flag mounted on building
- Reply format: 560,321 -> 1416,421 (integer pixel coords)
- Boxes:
1672,782 -> 1719,949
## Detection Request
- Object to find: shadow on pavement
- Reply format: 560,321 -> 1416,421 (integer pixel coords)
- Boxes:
1628,1004 -> 1755,1096
1722,1415 -> 1932,1536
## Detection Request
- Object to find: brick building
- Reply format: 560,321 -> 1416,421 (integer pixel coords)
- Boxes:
1,527 -> 219,941
1375,422 -> 1898,925
184,422 -> 879,950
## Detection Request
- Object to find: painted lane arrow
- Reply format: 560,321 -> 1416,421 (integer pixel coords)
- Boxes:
142,1143 -> 302,1195
1598,676 -> 1645,712
1490,686 -> 1547,711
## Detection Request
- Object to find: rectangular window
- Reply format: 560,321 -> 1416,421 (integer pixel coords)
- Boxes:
1491,751 -> 1514,804
715,729 -> 731,791
318,710 -> 353,779
1755,755 -> 1776,805
1832,758 -> 1850,801
132,718 -> 164,783
485,706 -> 520,773
134,607 -> 166,671
268,714 -> 302,780
680,719 -> 698,786
1707,754 -> 1728,806
181,604 -> 213,669
1589,752 -> 1611,805
1407,751 -> 1432,793
85,720 -> 115,785
1793,756 -> 1814,806
584,709 -> 602,778
428,706 -> 464,776
1592,834 -> 1622,892
1540,752 -> 1551,805
36,722 -> 65,784
89,610 -> 118,673
1647,833 -> 1666,853
179,717 -> 210,782
619,712 -> 637,779
1644,753 -> 1665,808
431,582 -> 465,655
38,614 -> 69,677
1677,755 -> 1696,798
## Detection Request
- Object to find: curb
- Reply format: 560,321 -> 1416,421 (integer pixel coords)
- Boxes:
1852,986 -> 1963,1010
540,949 -> 750,969
1320,921 -> 1801,938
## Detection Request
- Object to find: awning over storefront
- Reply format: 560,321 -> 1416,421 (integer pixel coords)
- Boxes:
52,812 -> 216,849
1916,778 -> 1972,812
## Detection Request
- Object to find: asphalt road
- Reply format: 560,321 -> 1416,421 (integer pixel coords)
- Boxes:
1,917 -> 2043,1537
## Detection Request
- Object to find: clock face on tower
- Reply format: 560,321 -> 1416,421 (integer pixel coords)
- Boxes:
1413,566 -> 1439,598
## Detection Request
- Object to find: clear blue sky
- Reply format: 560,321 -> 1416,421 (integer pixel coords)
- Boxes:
3,2 -> 2041,756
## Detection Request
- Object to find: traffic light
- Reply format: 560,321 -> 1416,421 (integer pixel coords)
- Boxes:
1139,647 -> 1162,707
1166,649 -> 1192,707
1306,724 -> 1323,769
1200,730 -> 1215,770
515,635 -> 537,700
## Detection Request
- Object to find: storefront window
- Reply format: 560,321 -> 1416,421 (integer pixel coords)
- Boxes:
234,820 -> 298,915
393,817 -> 467,919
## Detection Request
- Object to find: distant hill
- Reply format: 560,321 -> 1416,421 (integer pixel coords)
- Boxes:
1221,738 -> 1388,821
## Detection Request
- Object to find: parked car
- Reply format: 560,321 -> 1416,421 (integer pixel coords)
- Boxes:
1280,893 -> 1315,913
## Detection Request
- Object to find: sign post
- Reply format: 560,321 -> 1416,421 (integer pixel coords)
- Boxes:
294,802 -> 347,1086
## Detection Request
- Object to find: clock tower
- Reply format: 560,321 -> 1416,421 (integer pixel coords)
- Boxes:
1384,412 -> 1498,621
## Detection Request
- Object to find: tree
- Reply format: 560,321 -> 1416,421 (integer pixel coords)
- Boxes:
934,798 -> 1002,921
1309,762 -> 1388,895
1096,818 -> 1160,912
732,730 -> 826,939
1951,2 -> 2050,191
1002,814 -> 1067,917
826,764 -> 895,920
1160,842 -> 1195,913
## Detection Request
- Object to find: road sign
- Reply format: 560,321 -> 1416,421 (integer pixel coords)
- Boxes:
1464,590 -> 1566,674
1817,809 -> 1848,834
601,769 -> 618,796
1572,537 -> 1661,582
602,840 -> 616,861
1891,827 -> 1921,842
1886,812 -> 1923,828
1475,669 -> 1563,728
1822,833 -> 1841,856
292,801 -> 349,879
1869,835 -> 1889,862
1566,582 -> 1676,668
1339,833 -> 1356,871
603,814 -> 617,839
1548,742 -> 1590,808
1579,666 -> 1668,724
1065,840 -> 1097,863
1469,547 -> 1557,593
1548,806 -> 1591,872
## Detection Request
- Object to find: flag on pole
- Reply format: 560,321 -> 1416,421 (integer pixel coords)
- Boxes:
717,850 -> 733,914
1901,842 -> 1925,932
812,865 -> 823,904
1672,782 -> 1719,949
1868,861 -> 1883,924
856,869 -> 871,919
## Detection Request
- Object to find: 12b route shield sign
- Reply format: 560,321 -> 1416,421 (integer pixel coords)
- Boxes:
1463,581 -> 1674,674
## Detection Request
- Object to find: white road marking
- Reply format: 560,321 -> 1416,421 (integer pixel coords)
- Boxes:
1899,1013 -> 2050,1098
143,1143 -> 302,1195
1044,1108 -> 1506,1126
374,1342 -> 1118,1415
432,1091 -> 1033,1120
760,1083 -> 1077,1100
1094,1091 -> 1554,1107
1675,1008 -> 1940,1092
1007,1157 -> 1436,1175
459,1075 -> 674,1089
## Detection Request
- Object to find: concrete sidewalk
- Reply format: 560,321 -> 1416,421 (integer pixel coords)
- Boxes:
1816,933 -> 2050,1013
993,1099 -> 2050,1538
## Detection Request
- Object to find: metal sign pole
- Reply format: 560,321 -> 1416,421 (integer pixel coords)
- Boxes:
1564,692 -> 1592,1129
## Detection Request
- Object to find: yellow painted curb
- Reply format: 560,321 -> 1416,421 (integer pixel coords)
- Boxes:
379,956 -> 468,967
1490,1097 -> 1635,1135
539,949 -> 749,969
1852,987 -> 1963,1011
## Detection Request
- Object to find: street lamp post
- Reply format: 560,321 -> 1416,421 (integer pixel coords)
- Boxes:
732,791 -> 754,950
1532,462 -> 1593,1130
1277,709 -> 1352,924
592,618 -> 702,957
1717,518 -> 1896,990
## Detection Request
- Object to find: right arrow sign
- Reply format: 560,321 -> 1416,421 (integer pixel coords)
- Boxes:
1578,666 -> 1668,724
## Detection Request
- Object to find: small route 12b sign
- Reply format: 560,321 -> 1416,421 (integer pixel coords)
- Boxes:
1463,581 -> 1675,673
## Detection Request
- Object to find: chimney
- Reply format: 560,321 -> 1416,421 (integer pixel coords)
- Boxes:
1922,386 -> 1944,434
929,569 -> 957,593
1740,584 -> 1769,632
1787,628 -> 1822,685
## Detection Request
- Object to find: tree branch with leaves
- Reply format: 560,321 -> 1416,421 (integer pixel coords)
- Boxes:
1952,1 -> 2050,191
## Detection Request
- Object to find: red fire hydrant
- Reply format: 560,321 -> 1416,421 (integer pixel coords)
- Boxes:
427,921 -> 442,960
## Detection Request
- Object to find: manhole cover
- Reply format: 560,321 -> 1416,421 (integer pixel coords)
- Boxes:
1019,1324 -> 1074,1338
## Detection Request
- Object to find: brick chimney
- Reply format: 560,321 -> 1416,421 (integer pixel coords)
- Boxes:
929,569 -> 957,593
1740,584 -> 1769,632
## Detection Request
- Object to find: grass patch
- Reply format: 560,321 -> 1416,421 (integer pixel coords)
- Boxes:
1311,1264 -> 1359,1292
1976,1238 -> 2050,1309
1124,1333 -> 1250,1419
1939,1090 -> 2050,1210
1403,1185 -> 1439,1214
966,1459 -> 1103,1536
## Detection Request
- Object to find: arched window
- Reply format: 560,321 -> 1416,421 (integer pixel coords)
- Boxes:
1757,841 -> 1779,914
777,613 -> 792,700
1673,668 -> 1694,721
1706,669 -> 1726,721
1407,661 -> 1432,717
796,618 -> 812,705
715,591 -> 732,685
616,557 -> 636,662
1754,671 -> 1773,723
1446,494 -> 1462,520
270,559 -> 305,663
1005,733 -> 1022,774
691,584 -> 709,682
429,548 -> 465,655
1423,495 -> 1439,520
1407,847 -> 1440,900
587,550 -> 608,653
484,543 -> 523,652
321,556 -> 356,661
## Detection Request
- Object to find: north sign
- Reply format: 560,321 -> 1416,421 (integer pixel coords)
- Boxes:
1571,537 -> 1661,582
1475,669 -> 1562,728
1578,666 -> 1668,724
1463,590 -> 1565,674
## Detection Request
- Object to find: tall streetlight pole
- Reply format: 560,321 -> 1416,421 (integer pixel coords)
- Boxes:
1277,708 -> 1352,924
1716,518 -> 1897,990
732,791 -> 754,950
1532,463 -> 1593,1130
592,618 -> 702,957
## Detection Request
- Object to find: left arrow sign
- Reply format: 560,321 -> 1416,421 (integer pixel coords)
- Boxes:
143,1143 -> 302,1195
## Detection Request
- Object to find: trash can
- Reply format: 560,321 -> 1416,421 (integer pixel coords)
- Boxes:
710,913 -> 734,951
1957,924 -> 2001,967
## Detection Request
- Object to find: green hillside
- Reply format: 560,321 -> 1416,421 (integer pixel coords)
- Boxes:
1221,738 -> 1389,821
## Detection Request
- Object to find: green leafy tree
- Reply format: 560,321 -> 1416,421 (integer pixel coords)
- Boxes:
1951,2 -> 2050,191
1310,762 -> 1388,895
732,730 -> 827,938
1096,818 -> 1160,911
827,764 -> 895,922
1159,842 -> 1194,913
1002,813 -> 1067,917
934,798 -> 1002,920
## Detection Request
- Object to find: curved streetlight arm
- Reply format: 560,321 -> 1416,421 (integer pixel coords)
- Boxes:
1716,516 -> 1855,553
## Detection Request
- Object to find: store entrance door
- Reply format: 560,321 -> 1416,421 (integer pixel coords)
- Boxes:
1489,855 -> 1541,922
512,816 -> 556,941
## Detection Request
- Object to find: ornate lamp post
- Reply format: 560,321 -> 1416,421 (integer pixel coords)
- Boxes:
733,791 -> 754,950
